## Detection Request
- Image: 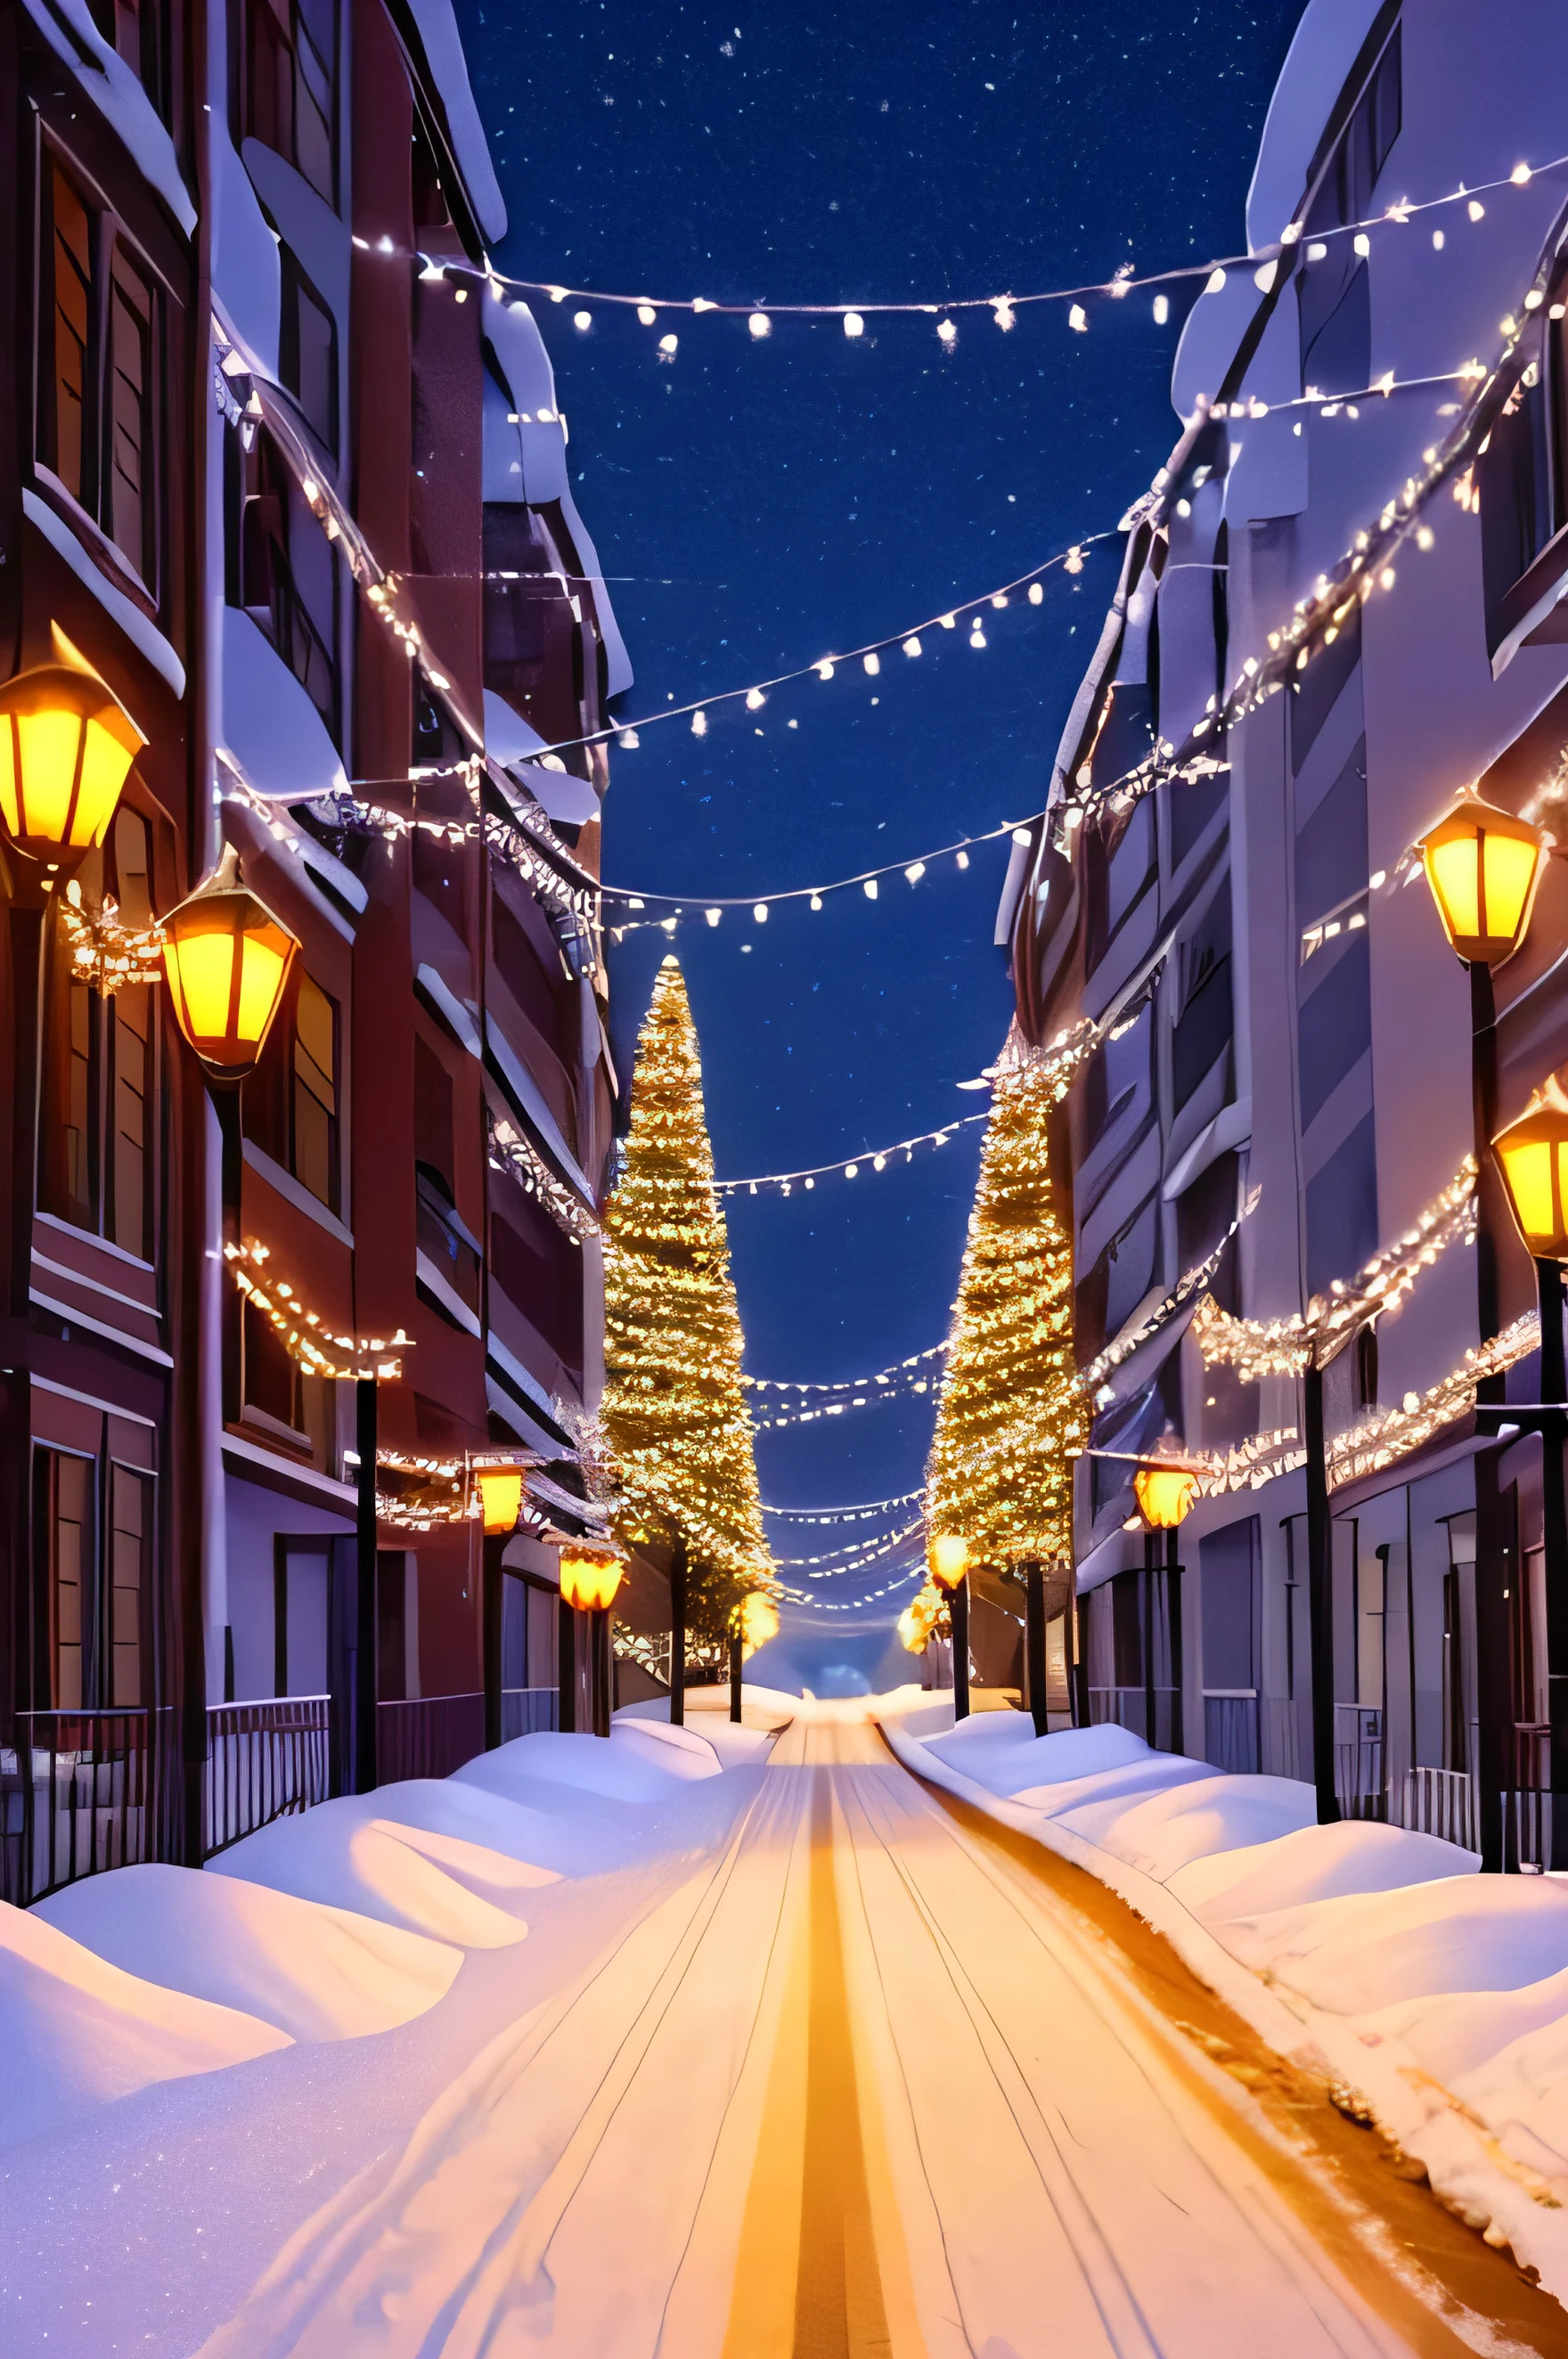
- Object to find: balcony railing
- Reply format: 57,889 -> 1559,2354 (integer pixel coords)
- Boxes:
0,1708 -> 179,1906
377,1692 -> 487,1784
500,1686 -> 559,1742
205,1697 -> 331,1857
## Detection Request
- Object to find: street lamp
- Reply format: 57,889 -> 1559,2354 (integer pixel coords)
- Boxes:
1493,1075 -> 1568,1260
160,845 -> 297,1081
1421,795 -> 1555,1871
473,1462 -> 525,1536
1420,796 -> 1546,968
928,1532 -> 972,1720
0,656 -> 143,883
560,1547 -> 625,1737
1135,1463 -> 1197,1756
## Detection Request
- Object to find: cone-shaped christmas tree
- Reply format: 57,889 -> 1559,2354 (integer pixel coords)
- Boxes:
601,959 -> 772,1689
926,1025 -> 1086,1569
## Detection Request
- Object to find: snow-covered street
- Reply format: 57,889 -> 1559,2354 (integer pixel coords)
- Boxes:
6,1695 -> 1565,2357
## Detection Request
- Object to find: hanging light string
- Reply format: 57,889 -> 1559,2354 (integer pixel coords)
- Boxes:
607,819 -> 1030,933
773,1517 -> 926,1568
225,1242 -> 412,1382
1190,1160 -> 1477,1383
716,1018 -> 1096,1202
750,1358 -> 943,1430
748,1341 -> 946,1396
774,1562 -> 928,1612
410,151 -> 1567,335
761,1488 -> 926,1522
1051,265 -> 1559,851
716,1110 -> 987,1198
1082,1195 -> 1257,1398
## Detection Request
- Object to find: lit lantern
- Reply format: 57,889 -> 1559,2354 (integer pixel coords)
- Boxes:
160,845 -> 298,1080
1494,1073 -> 1568,1261
559,1548 -> 625,1612
927,1532 -> 969,1590
1134,1463 -> 1200,1530
0,657 -> 144,874
1421,796 -> 1547,967
473,1462 -> 525,1535
739,1589 -> 780,1654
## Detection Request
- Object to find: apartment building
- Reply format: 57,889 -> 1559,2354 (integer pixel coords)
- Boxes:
1,0 -> 625,1899
1003,0 -> 1568,1863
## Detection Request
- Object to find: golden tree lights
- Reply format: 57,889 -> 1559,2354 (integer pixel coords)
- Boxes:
925,1027 -> 1088,1569
898,1581 -> 950,1653
600,957 -> 772,1630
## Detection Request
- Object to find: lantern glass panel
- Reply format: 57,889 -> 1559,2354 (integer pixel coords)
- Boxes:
18,712 -> 82,843
1134,1465 -> 1198,1529
477,1469 -> 522,1534
1426,837 -> 1479,943
1482,831 -> 1540,945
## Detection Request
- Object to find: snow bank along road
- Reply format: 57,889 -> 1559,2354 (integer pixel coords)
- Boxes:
4,1702 -> 1564,2355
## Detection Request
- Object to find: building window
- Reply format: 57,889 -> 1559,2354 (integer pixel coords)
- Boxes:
280,249 -> 337,452
229,428 -> 339,739
86,0 -> 171,118
37,157 -> 163,596
36,1449 -> 151,1710
243,965 -> 341,1214
230,0 -> 338,206
40,808 -> 159,1261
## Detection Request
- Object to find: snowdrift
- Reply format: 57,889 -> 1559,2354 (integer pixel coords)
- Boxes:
38,1861 -> 462,2041
0,1898 -> 288,2148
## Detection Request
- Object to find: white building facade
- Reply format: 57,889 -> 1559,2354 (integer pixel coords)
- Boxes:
1003,0 -> 1568,1866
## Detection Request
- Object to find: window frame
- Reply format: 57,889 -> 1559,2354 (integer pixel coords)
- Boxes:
33,139 -> 168,608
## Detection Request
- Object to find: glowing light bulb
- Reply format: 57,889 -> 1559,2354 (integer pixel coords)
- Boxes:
904,862 -> 926,883
706,908 -> 721,927
1205,268 -> 1227,293
937,317 -> 957,345
969,626 -> 986,649
810,894 -> 823,910
864,878 -> 878,901
992,298 -> 1016,330
815,659 -> 835,680
863,652 -> 880,676
748,312 -> 771,338
843,312 -> 864,338
1468,200 -> 1485,222
573,309 -> 592,331
939,613 -> 957,630
746,687 -> 765,709
1153,292 -> 1170,324
618,729 -> 640,749
956,850 -> 969,869
658,332 -> 679,355
1028,582 -> 1043,604
754,903 -> 768,922
902,635 -> 922,657
691,709 -> 707,736
638,304 -> 657,325
1068,304 -> 1088,332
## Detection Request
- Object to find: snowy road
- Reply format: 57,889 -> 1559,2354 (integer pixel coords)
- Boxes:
196,1712 -> 1560,2359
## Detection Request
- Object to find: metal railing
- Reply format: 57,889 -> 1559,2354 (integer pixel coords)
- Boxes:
205,1697 -> 331,1857
1394,1765 -> 1479,1851
377,1692 -> 486,1784
500,1686 -> 558,1742
0,1708 -> 178,1905
1335,1736 -> 1387,1819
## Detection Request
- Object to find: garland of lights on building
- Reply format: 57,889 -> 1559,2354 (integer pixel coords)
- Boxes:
57,883 -> 166,994
1190,1160 -> 1477,1382
225,1243 -> 412,1382
486,1111 -> 599,1245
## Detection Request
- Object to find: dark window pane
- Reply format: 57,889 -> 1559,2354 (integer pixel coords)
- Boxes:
110,984 -> 151,1257
108,252 -> 155,584
244,1295 -> 303,1430
1200,1517 -> 1258,1690
413,1035 -> 454,1195
1305,1109 -> 1378,1299
292,973 -> 338,1208
108,1465 -> 148,1707
49,165 -> 94,502
47,1452 -> 95,1710
1297,934 -> 1371,1131
1294,739 -> 1368,926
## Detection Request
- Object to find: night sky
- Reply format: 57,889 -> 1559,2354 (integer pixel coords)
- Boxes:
456,2 -> 1305,1683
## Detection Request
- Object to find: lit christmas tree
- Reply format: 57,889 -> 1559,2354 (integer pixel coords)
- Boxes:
601,958 -> 772,1712
926,1025 -> 1087,1570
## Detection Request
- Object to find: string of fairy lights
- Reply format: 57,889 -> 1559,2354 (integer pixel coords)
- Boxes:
606,821 -> 1032,937
382,146 -> 1568,352
773,1517 -> 926,1567
717,1112 -> 988,1199
761,1489 -> 926,1522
